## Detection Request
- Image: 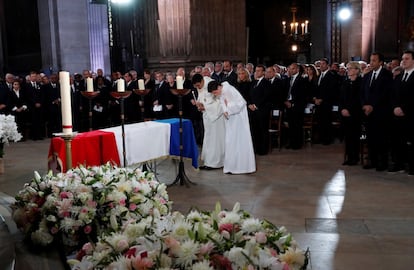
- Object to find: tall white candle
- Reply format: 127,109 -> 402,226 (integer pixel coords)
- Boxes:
138,79 -> 145,90
282,21 -> 286,34
59,71 -> 73,134
176,76 -> 184,89
301,23 -> 305,35
294,22 -> 298,34
117,78 -> 125,92
305,20 -> 309,34
86,77 -> 94,92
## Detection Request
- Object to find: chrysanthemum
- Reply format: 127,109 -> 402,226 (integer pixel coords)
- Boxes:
175,239 -> 200,268
278,247 -> 306,270
225,246 -> 249,269
192,259 -> 214,270
241,217 -> 262,234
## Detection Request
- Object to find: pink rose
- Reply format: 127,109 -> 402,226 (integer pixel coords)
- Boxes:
119,198 -> 126,206
129,203 -> 137,211
255,232 -> 267,244
82,242 -> 94,254
50,226 -> 59,234
84,225 -> 92,234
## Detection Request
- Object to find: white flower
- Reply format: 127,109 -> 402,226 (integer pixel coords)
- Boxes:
225,246 -> 249,269
219,211 -> 240,225
124,222 -> 147,239
175,239 -> 200,268
106,233 -> 130,252
278,247 -> 306,270
241,217 -> 262,233
171,218 -> 192,241
0,114 -> 22,146
106,256 -> 132,270
192,260 -> 214,270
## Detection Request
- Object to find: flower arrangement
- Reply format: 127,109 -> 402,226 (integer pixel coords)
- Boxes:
12,164 -> 171,249
71,202 -> 309,270
12,164 -> 309,269
0,114 -> 22,157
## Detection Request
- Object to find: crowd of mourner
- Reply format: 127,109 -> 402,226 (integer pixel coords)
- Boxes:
0,50 -> 413,175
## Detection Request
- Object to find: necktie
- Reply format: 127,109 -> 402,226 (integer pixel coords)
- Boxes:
370,72 -> 376,86
318,72 -> 324,86
287,77 -> 294,100
403,72 -> 409,82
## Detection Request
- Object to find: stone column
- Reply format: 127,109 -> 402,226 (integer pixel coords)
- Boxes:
37,0 -> 110,75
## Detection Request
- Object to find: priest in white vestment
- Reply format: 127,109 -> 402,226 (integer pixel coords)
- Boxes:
207,81 -> 256,174
192,74 -> 225,169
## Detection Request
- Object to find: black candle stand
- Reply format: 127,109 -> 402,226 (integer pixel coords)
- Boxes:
110,91 -> 132,167
168,88 -> 196,187
80,91 -> 100,131
133,89 -> 151,122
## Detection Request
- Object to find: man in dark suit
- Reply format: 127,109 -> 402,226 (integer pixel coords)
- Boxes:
124,72 -> 139,123
361,52 -> 393,171
43,74 -> 61,137
390,50 -> 414,175
211,61 -> 225,83
265,66 -> 283,110
313,58 -> 340,145
222,60 -> 238,87
248,64 -> 272,155
282,63 -> 308,150
26,71 -> 45,140
0,74 -> 12,114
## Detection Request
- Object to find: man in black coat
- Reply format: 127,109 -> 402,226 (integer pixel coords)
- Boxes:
313,58 -> 340,145
282,63 -> 308,150
26,71 -> 45,140
248,64 -> 272,155
361,52 -> 393,171
222,60 -> 238,87
390,50 -> 414,175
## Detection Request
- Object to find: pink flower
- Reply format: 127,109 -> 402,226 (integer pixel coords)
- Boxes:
129,203 -> 137,211
87,200 -> 97,208
60,191 -> 72,199
164,236 -> 180,254
131,256 -> 154,270
219,223 -> 234,233
283,264 -> 291,270
119,198 -> 126,206
117,239 -> 129,251
255,232 -> 267,244
84,225 -> 92,234
199,242 -> 215,256
50,226 -> 59,234
82,242 -> 94,254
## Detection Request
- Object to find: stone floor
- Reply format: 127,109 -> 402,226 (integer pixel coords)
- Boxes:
1,139 -> 414,270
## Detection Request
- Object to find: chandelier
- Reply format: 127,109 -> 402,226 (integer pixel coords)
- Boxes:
282,6 -> 310,42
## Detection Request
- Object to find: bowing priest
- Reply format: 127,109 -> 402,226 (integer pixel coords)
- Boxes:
208,81 -> 256,174
192,74 -> 225,170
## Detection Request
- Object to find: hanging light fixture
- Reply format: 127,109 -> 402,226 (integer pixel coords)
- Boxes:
282,5 -> 310,40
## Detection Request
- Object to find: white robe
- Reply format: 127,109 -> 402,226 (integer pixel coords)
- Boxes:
198,77 -> 225,168
220,82 -> 256,174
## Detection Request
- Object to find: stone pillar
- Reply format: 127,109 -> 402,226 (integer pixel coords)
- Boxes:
87,3 -> 111,75
37,0 -> 110,75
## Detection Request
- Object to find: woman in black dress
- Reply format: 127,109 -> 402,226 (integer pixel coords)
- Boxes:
339,61 -> 363,165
